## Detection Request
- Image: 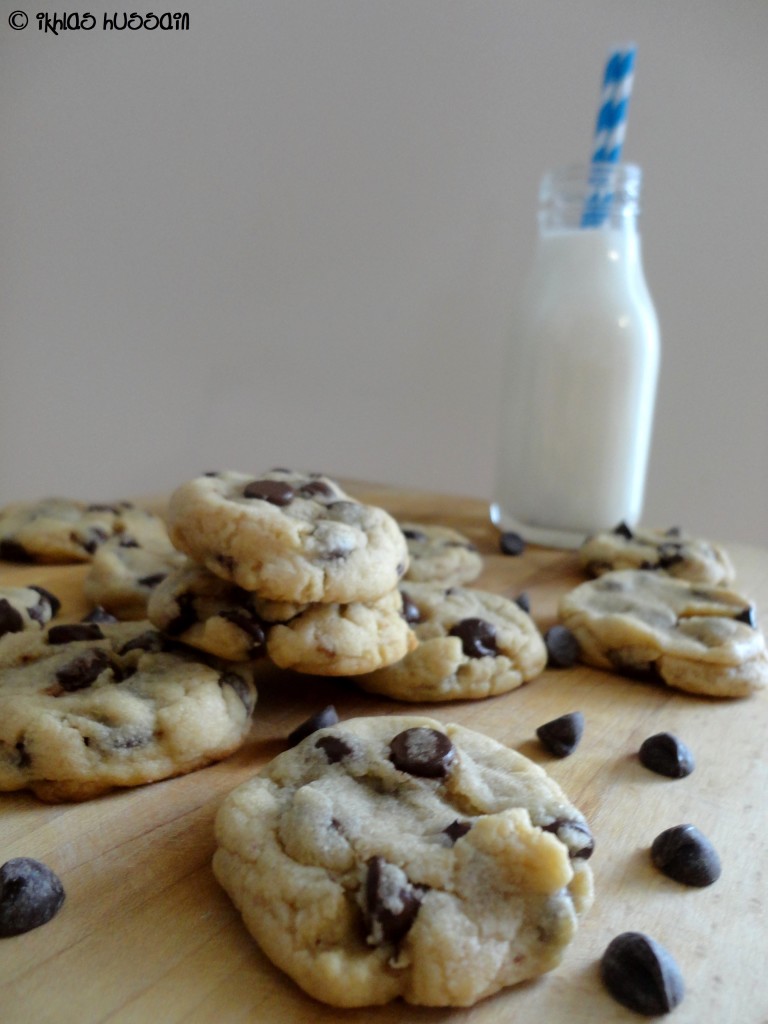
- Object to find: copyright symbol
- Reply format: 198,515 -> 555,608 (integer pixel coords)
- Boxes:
9,10 -> 28,29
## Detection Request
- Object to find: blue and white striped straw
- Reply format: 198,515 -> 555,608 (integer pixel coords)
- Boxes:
582,44 -> 637,227
590,45 -> 636,164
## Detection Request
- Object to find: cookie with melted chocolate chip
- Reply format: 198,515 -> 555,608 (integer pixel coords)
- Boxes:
166,469 -> 408,604
579,523 -> 735,586
399,521 -> 483,586
352,582 -> 547,701
559,569 -> 768,697
0,498 -> 154,564
0,586 -> 60,639
0,620 -> 257,801
148,561 -> 417,673
213,714 -> 593,1007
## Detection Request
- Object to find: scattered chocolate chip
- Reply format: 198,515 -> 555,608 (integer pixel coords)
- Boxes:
499,531 -> 525,556
536,711 -> 584,757
55,648 -> 112,692
542,818 -> 595,859
443,820 -> 472,844
315,734 -> 353,763
29,586 -> 61,618
600,932 -> 684,1015
399,590 -> 421,625
448,618 -> 497,658
735,605 -> 757,628
219,672 -> 256,714
638,733 -> 695,778
389,727 -> 455,778
514,592 -> 531,614
650,824 -> 722,887
613,521 -> 634,539
242,479 -> 295,506
81,606 -> 119,624
136,573 -> 167,589
0,539 -> 33,562
0,858 -> 66,937
288,705 -> 339,746
363,857 -> 424,946
544,624 -> 580,667
47,623 -> 104,644
0,598 -> 24,639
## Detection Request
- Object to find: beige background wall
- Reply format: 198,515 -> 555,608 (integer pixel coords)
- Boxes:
2,1 -> 767,543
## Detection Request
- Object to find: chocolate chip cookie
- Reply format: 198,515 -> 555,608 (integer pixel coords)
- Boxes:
0,586 -> 60,639
0,620 -> 257,801
559,570 -> 768,697
399,522 -> 483,586
213,714 -> 594,1007
0,498 -> 144,564
84,530 -> 186,621
579,523 -> 735,586
353,582 -> 547,701
166,470 -> 408,604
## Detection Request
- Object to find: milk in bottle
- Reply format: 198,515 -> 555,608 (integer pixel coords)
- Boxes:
490,163 -> 660,548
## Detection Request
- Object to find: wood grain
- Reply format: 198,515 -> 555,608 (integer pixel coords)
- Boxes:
1,484 -> 767,1023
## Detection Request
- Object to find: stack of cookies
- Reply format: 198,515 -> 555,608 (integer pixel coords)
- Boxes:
149,469 -> 417,676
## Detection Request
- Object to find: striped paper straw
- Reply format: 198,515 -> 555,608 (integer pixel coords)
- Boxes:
591,45 -> 636,164
582,45 -> 637,227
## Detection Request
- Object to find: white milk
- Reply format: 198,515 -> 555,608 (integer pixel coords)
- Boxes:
491,217 -> 660,548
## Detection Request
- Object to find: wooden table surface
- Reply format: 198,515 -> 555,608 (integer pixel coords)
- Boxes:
1,483 -> 767,1024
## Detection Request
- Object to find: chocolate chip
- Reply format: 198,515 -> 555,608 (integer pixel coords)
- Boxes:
499,531 -> 525,556
55,648 -> 112,692
219,608 -> 266,648
399,590 -> 421,625
297,480 -> 336,500
544,625 -> 580,667
442,820 -> 472,844
650,824 -> 721,887
288,705 -> 339,746
79,526 -> 109,554
118,535 -> 140,548
29,586 -> 61,619
0,598 -> 24,639
136,573 -> 167,589
613,521 -> 634,539
315,734 -> 353,763
665,526 -> 682,537
242,479 -> 295,506
448,618 -> 497,658
363,857 -> 424,946
389,727 -> 455,778
514,592 -> 531,614
81,606 -> 119,624
165,593 -> 198,636
118,629 -> 166,655
0,539 -> 33,562
219,672 -> 256,714
735,605 -> 757,628
0,858 -> 66,937
600,932 -> 684,1015
402,528 -> 428,542
542,818 -> 594,859
536,711 -> 584,757
638,733 -> 695,778
47,623 -> 104,644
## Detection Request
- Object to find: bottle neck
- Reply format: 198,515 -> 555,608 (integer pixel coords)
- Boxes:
538,162 -> 643,233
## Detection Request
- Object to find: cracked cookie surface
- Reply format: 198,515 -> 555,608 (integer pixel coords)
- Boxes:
353,582 -> 547,701
166,469 -> 408,604
213,714 -> 593,1007
0,620 -> 257,801
559,569 -> 768,697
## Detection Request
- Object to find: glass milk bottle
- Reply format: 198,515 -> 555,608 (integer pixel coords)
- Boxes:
490,162 -> 660,548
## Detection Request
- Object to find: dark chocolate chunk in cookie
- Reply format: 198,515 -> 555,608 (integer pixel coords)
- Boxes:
448,618 -> 497,658
243,479 -> 295,506
388,727 -> 455,778
363,856 -> 424,946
